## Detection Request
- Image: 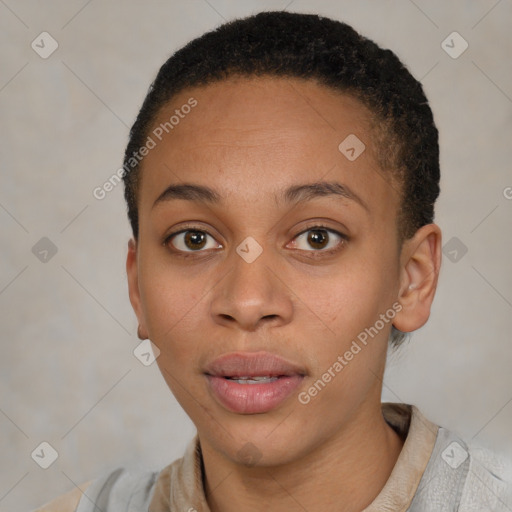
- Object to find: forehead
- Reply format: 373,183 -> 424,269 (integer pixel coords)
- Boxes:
153,76 -> 373,148
138,76 -> 398,216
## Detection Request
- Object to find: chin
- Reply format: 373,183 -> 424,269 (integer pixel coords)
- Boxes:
198,413 -> 319,468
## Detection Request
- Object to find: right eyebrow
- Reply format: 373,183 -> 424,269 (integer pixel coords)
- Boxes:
152,183 -> 221,210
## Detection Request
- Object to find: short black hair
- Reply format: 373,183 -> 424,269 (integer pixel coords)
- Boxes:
122,10 -> 441,347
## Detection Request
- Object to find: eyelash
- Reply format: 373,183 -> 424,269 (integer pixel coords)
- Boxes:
292,223 -> 348,258
163,224 -> 348,258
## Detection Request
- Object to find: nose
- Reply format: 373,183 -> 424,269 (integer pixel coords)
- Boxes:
209,243 -> 294,332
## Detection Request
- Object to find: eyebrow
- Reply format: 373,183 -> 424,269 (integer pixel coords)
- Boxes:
281,181 -> 368,211
152,183 -> 221,209
152,181 -> 368,211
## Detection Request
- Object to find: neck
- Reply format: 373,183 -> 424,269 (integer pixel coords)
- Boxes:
202,404 -> 404,512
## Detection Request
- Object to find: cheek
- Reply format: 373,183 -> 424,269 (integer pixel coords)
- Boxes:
142,269 -> 209,405
139,258 -> 207,358
290,256 -> 399,392
293,261 -> 395,339
294,273 -> 393,420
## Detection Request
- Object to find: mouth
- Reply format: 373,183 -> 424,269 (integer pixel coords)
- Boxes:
222,375 -> 281,384
204,352 -> 306,414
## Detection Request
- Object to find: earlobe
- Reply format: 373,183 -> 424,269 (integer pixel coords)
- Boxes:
393,224 -> 442,333
137,325 -> 148,340
126,238 -> 149,339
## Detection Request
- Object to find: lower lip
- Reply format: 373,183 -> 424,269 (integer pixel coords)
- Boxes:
206,375 -> 304,414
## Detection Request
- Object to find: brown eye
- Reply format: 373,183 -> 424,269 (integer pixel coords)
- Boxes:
307,229 -> 329,249
291,227 -> 346,252
184,231 -> 207,250
167,230 -> 220,252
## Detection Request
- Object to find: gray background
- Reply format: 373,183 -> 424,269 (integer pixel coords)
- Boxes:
1,1 -> 511,510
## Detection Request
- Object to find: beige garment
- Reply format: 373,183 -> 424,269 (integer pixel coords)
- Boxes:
148,403 -> 439,511
34,481 -> 92,512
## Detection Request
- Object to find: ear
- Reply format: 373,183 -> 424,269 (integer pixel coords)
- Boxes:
393,223 -> 442,333
126,238 -> 149,339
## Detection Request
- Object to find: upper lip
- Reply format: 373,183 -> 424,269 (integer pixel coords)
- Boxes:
204,351 -> 306,378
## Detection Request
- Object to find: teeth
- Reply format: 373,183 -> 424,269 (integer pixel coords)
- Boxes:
226,376 -> 279,384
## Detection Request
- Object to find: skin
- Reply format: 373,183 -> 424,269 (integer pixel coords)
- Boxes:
126,76 -> 442,511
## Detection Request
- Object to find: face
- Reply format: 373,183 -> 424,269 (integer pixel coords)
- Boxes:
127,76 -> 405,467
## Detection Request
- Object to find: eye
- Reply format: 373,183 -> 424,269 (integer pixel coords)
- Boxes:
165,229 -> 221,252
289,227 -> 347,253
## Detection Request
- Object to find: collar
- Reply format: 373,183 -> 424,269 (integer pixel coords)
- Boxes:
149,403 -> 439,511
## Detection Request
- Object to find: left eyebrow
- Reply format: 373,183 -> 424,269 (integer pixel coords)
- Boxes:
280,181 -> 369,212
151,180 -> 369,212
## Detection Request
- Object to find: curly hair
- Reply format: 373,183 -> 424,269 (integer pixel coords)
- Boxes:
122,11 -> 440,347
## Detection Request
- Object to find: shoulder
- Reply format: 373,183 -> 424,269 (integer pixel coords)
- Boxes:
459,441 -> 512,510
33,482 -> 92,512
402,406 -> 512,511
33,467 -> 159,512
418,424 -> 512,510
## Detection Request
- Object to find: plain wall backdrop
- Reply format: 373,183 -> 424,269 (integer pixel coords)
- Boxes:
1,1 -> 511,510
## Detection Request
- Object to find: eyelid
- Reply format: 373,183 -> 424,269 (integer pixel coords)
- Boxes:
287,224 -> 349,253
163,224 -> 223,253
163,223 -> 349,255
295,222 -> 348,238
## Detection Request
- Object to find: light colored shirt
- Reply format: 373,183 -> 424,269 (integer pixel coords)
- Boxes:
34,403 -> 512,511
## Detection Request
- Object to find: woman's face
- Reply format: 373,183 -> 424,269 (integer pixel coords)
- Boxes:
127,76 -> 403,466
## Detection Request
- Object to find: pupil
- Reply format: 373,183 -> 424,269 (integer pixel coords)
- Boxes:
308,229 -> 328,249
185,231 -> 206,250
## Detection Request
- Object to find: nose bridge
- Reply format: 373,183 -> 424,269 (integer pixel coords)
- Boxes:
210,239 -> 293,330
